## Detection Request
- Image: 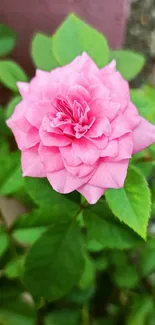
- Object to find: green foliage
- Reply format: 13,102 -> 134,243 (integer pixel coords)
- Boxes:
105,166 -> 151,238
131,85 -> 155,124
4,257 -> 24,279
0,225 -> 9,258
52,13 -> 109,67
45,309 -> 80,325
24,222 -> 85,300
31,33 -> 59,70
140,238 -> 155,276
0,299 -> 36,325
110,49 -> 145,80
0,60 -> 28,91
0,141 -> 23,195
126,296 -> 154,325
84,201 -> 142,249
0,24 -> 16,56
25,177 -> 80,221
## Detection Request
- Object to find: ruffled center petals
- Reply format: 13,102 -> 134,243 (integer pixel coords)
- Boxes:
72,137 -> 101,165
39,144 -> 64,172
86,117 -> 111,138
39,126 -> 72,147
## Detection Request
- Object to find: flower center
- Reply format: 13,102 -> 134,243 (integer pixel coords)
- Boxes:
51,98 -> 95,139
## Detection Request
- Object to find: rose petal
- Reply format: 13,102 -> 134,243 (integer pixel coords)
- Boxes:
132,117 -> 155,153
63,159 -> 95,177
110,114 -> 131,140
72,137 -> 101,165
89,159 -> 129,188
88,84 -> 109,101
101,140 -> 118,158
70,52 -> 100,76
22,144 -> 46,177
101,70 -> 130,101
47,168 -> 91,193
39,144 -> 64,172
88,134 -> 108,149
39,126 -> 72,147
60,145 -> 81,166
17,82 -> 29,98
86,117 -> 111,138
7,118 -> 39,150
67,85 -> 91,105
101,60 -> 116,74
124,102 -> 140,129
25,100 -> 54,128
114,133 -> 133,161
77,183 -> 106,204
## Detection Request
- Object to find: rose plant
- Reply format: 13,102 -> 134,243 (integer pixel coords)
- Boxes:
1,14 -> 155,325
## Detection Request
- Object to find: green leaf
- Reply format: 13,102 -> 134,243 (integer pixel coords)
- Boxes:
134,161 -> 154,179
4,257 -> 24,279
31,33 -> 59,71
13,227 -> 47,245
0,142 -> 23,196
131,87 -> 155,124
113,263 -> 139,289
45,309 -> 80,325
0,60 -> 28,91
110,50 -> 145,80
84,202 -> 142,249
0,24 -> 16,56
0,299 -> 36,325
78,255 -> 95,290
24,222 -> 85,300
87,239 -> 104,253
25,177 -> 80,221
0,165 -> 24,196
0,225 -> 9,258
5,95 -> 21,119
126,296 -> 153,325
52,13 -> 109,67
140,238 -> 155,276
105,166 -> 151,238
66,286 -> 95,305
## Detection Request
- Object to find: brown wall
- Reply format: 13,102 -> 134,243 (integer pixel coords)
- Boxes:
0,0 -> 130,75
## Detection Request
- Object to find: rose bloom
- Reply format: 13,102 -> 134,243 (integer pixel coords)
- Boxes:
7,53 -> 155,204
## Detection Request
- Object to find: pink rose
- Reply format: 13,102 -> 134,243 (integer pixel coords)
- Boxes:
7,53 -> 155,204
